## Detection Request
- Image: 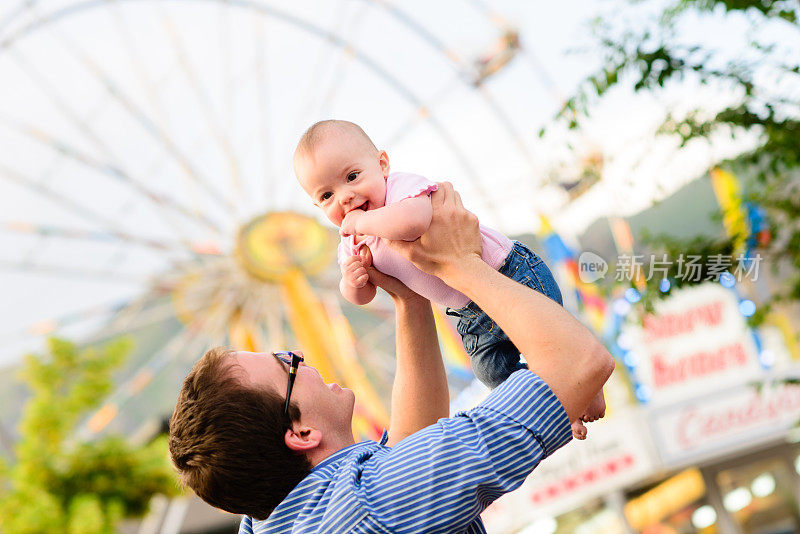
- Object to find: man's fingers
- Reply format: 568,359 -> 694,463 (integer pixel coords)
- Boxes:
453,189 -> 464,209
432,181 -> 453,208
365,266 -> 387,285
433,181 -> 463,211
365,266 -> 393,292
384,238 -> 415,262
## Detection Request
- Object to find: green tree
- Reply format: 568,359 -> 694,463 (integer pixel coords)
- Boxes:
0,337 -> 179,534
559,0 -> 800,320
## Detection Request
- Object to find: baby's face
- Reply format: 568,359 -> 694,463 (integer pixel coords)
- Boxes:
295,130 -> 389,228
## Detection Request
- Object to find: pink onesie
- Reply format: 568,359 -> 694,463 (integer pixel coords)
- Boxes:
338,172 -> 513,309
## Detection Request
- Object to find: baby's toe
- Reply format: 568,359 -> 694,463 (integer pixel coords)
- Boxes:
571,420 -> 587,440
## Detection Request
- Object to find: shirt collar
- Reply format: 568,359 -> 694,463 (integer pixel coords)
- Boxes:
310,429 -> 389,477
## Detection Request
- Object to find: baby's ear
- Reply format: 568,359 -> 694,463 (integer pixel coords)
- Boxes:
379,150 -> 390,176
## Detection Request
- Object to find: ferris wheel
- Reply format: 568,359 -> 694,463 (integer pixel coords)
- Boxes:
0,0 -> 565,441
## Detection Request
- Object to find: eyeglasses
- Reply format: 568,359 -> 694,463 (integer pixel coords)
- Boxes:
272,351 -> 304,417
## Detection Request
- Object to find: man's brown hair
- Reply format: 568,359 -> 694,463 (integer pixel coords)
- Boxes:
168,347 -> 312,520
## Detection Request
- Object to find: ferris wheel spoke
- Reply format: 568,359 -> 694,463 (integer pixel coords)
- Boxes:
0,114 -> 225,241
78,294 -> 235,438
303,0 -> 366,121
236,1 -> 501,214
0,70 -> 226,240
363,0 -> 555,205
251,15 -> 274,209
0,260 -> 151,285
298,0 -> 347,121
0,296 -> 133,341
6,0 -> 504,224
384,75 -> 461,147
106,1 -> 171,131
264,299 -> 287,349
106,1 -> 221,223
13,10 -> 237,215
517,44 -> 564,105
314,41 -> 357,119
0,162 -> 198,258
103,292 -> 186,335
475,84 -> 540,171
362,0 -> 464,65
158,6 -> 244,212
0,0 -> 39,35
273,1 -> 504,221
424,113 -> 502,222
460,0 -> 561,171
1,220 -> 196,256
239,290 -> 267,331
219,2 -> 235,157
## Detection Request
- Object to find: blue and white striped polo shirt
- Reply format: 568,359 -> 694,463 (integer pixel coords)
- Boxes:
239,369 -> 572,534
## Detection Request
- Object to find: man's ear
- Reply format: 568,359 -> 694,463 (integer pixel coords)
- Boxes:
378,150 -> 390,177
284,425 -> 322,452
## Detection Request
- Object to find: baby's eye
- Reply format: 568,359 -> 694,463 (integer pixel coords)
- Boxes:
347,172 -> 358,182
320,192 -> 332,201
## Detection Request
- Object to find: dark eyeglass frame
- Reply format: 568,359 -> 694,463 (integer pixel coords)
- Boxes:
272,351 -> 304,417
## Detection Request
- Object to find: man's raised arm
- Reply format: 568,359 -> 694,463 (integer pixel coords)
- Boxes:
388,183 -> 614,422
364,251 -> 449,447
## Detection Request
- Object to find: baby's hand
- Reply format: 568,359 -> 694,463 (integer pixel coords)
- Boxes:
341,255 -> 369,288
340,210 -> 364,237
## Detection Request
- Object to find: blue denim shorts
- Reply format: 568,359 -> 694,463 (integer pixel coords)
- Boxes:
446,241 -> 563,388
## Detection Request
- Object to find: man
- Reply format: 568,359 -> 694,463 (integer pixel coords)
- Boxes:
169,183 -> 614,533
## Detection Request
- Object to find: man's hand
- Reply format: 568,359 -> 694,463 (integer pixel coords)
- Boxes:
386,182 -> 482,280
340,209 -> 365,237
341,254 -> 369,288
367,266 -> 424,303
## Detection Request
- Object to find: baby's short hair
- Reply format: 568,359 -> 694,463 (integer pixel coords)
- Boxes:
295,120 -> 378,158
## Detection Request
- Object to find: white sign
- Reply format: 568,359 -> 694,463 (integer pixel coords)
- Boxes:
652,380 -> 800,465
482,412 -> 658,533
623,283 -> 763,405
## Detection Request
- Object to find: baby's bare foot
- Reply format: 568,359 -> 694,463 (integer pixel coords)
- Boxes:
581,390 -> 606,423
571,419 -> 587,440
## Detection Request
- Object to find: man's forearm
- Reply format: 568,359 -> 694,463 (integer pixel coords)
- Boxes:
442,257 -> 614,422
386,297 -> 449,447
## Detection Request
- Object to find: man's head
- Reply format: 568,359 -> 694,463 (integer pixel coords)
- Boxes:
168,347 -> 355,519
294,120 -> 390,227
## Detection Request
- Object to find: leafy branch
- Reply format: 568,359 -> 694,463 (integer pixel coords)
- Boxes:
0,337 -> 180,534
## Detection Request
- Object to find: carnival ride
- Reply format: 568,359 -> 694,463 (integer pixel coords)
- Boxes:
0,0 -> 582,442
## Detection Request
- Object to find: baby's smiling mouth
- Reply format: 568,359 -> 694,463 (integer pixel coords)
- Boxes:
353,201 -> 369,212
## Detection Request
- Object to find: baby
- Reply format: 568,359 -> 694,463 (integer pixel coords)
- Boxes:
294,120 -> 605,439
